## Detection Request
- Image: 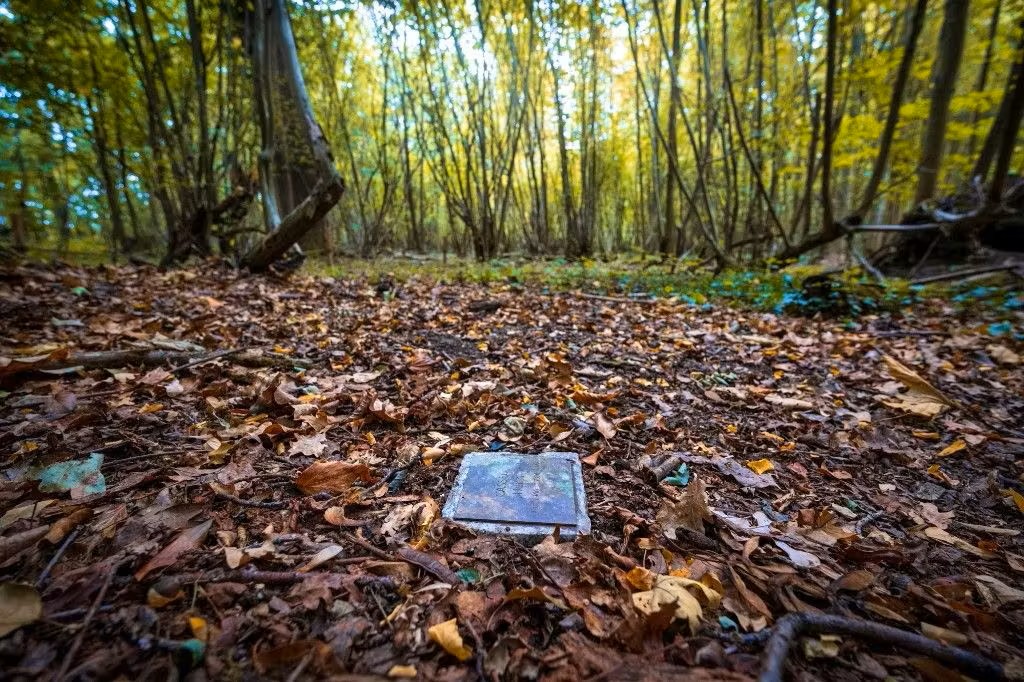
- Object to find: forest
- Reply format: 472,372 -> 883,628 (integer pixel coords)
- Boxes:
0,0 -> 1022,270
2,1 -> 1024,681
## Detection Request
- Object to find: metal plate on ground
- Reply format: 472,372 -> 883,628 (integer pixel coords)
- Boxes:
442,452 -> 590,541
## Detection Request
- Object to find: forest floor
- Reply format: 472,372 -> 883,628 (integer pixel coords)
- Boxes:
1,262 -> 1023,681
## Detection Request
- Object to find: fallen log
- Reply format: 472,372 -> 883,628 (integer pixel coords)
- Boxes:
1,347 -> 309,380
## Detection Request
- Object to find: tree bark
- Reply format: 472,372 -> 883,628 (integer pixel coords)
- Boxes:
855,0 -> 928,217
241,0 -> 344,271
913,0 -> 969,205
987,27 -> 1024,203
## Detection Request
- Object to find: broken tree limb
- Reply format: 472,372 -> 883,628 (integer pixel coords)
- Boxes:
759,613 -> 1005,682
910,263 -> 1023,285
241,176 -> 344,271
2,348 -> 308,379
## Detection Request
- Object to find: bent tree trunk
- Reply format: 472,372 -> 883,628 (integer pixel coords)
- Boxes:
241,0 -> 344,271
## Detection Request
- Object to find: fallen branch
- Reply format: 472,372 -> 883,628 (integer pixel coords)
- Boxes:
910,264 -> 1023,285
6,348 -> 309,378
395,546 -> 460,584
759,613 -> 1005,682
170,347 -> 245,373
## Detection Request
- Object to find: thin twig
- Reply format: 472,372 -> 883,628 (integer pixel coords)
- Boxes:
285,651 -> 314,682
36,528 -> 80,589
855,510 -> 885,535
759,613 -> 1004,682
463,619 -> 486,682
55,565 -> 115,681
337,530 -> 392,561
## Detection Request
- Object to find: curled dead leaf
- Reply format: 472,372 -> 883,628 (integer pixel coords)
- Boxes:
879,355 -> 954,418
592,412 -> 617,439
427,618 -> 473,661
295,461 -> 376,495
631,575 -> 721,633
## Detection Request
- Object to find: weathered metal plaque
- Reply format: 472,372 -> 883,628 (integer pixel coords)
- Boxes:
442,452 -> 590,540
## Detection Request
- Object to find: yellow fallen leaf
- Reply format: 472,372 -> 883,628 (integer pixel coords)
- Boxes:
139,402 -> 164,414
923,526 -> 997,558
631,575 -> 721,633
388,665 -> 417,678
803,634 -> 841,659
912,430 -> 940,440
427,619 -> 473,661
624,566 -> 654,591
880,355 -> 954,418
189,616 -> 209,641
746,459 -> 774,475
936,439 -> 966,457
926,464 -> 958,486
1005,489 -> 1024,514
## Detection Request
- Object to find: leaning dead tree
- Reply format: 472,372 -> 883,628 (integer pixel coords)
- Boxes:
240,0 -> 344,271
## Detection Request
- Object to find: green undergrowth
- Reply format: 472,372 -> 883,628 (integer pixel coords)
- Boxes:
309,255 -> 1023,326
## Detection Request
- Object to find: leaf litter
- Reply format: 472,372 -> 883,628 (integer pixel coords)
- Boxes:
0,262 -> 1022,679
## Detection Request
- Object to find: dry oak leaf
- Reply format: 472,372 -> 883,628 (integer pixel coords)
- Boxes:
289,433 -> 330,458
632,575 -> 721,633
592,412 -> 617,439
427,618 -> 473,661
879,355 -> 954,418
295,461 -> 376,495
658,477 -> 710,537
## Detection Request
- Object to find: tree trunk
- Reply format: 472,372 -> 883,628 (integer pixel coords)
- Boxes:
986,27 -> 1024,203
241,0 -> 344,271
913,0 -> 969,205
854,0 -> 928,217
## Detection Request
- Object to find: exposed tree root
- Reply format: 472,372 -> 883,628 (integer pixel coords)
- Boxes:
759,613 -> 1005,682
